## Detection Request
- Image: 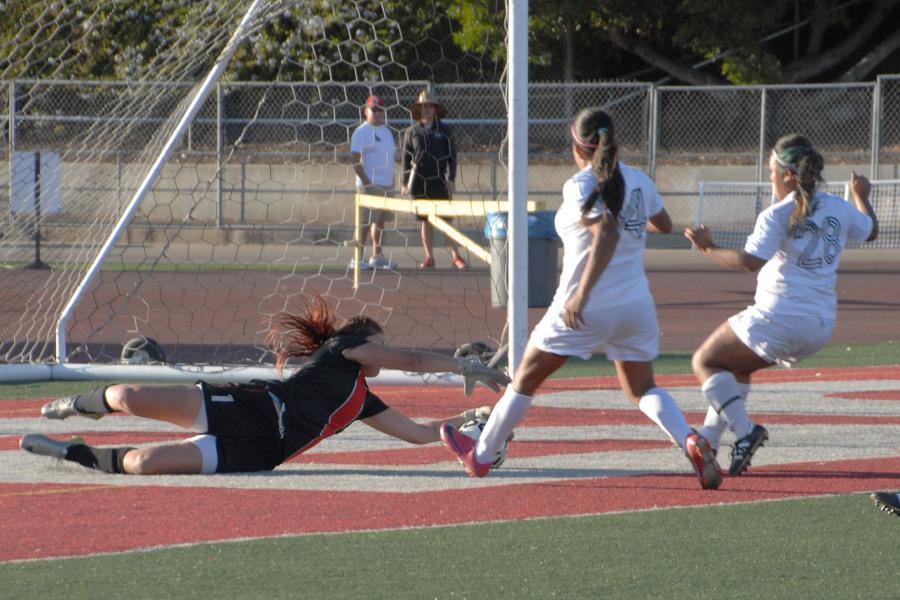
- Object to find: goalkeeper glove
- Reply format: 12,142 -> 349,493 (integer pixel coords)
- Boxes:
457,358 -> 510,396
463,406 -> 493,423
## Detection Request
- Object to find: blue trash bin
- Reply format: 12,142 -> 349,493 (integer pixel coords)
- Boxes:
485,211 -> 559,308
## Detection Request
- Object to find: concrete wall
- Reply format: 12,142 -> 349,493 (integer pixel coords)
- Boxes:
2,156 -> 892,242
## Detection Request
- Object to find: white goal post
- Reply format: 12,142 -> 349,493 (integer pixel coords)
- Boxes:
0,1 -> 526,384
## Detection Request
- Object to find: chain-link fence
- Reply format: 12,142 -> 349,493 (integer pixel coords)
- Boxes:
3,76 -> 899,234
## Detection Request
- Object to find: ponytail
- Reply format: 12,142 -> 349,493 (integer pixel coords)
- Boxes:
772,134 -> 825,233
267,294 -> 382,370
586,130 -> 624,219
571,108 -> 624,219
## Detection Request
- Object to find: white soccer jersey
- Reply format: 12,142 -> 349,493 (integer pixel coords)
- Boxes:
550,162 -> 665,311
744,190 -> 873,319
350,122 -> 396,188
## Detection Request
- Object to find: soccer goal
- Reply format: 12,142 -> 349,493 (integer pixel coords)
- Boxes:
696,179 -> 899,249
0,1 -> 532,383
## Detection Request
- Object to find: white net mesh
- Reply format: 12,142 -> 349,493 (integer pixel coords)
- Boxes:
0,1 -> 513,370
696,179 -> 896,249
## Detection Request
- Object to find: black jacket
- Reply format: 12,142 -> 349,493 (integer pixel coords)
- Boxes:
401,121 -> 457,199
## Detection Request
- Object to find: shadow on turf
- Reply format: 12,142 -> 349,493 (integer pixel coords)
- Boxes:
241,466 -> 685,480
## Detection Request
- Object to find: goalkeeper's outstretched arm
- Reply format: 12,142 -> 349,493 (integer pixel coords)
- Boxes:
362,405 -> 491,444
343,342 -> 509,395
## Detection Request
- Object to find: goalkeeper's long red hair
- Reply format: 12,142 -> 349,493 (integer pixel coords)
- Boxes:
268,295 -> 383,370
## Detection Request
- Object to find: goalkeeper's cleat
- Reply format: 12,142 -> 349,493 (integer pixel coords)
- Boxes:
684,432 -> 723,490
440,423 -> 491,478
41,395 -> 105,420
728,424 -> 769,476
870,492 -> 900,516
19,434 -> 85,459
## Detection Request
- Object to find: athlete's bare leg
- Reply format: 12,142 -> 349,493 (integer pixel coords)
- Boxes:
122,441 -> 204,475
511,343 -> 569,396
613,360 -> 657,404
615,359 -> 694,449
105,384 -> 204,430
692,321 -> 773,383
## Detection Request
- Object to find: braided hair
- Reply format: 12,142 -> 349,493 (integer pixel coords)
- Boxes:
772,134 -> 825,233
268,294 -> 383,370
570,108 -> 625,220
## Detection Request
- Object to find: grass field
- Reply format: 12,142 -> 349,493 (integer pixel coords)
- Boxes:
555,339 -> 900,378
1,339 -> 896,398
2,340 -> 898,598
0,494 -> 894,599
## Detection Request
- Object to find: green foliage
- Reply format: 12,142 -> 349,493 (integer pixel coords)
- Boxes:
721,50 -> 784,84
671,0 -> 785,54
0,1 -> 894,88
447,0 -> 505,62
0,0 -> 207,80
0,0 -> 500,83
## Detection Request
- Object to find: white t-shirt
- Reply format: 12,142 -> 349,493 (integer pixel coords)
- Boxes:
350,122 -> 396,188
744,190 -> 873,319
550,162 -> 665,310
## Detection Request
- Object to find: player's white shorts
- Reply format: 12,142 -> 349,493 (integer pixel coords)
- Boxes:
530,294 -> 659,361
728,305 -> 835,367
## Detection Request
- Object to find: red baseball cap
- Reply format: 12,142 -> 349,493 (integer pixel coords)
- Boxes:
365,95 -> 385,108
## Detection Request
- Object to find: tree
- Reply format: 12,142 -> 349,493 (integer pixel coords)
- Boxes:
450,0 -> 900,84
3,0 -> 899,84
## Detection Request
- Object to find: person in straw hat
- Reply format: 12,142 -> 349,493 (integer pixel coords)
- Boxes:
401,88 -> 467,269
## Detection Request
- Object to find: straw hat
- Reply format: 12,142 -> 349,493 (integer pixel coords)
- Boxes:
411,88 -> 447,120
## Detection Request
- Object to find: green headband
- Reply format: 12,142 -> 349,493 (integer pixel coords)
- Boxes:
773,145 -> 812,172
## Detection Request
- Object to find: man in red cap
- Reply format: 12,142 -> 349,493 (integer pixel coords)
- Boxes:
350,94 -> 397,270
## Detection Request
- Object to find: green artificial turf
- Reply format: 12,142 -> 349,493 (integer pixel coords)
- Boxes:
1,494 -> 895,599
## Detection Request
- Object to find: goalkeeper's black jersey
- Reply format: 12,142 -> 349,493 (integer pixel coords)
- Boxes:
261,335 -> 389,460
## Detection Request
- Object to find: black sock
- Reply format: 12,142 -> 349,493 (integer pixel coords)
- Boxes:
64,444 -> 135,474
73,386 -> 113,414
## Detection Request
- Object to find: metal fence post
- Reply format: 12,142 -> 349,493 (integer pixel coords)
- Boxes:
648,85 -> 658,180
490,153 -> 498,201
216,82 -> 224,228
757,87 -> 768,183
116,152 -> 123,213
871,76 -> 882,179
240,155 -> 246,223
8,81 -> 15,212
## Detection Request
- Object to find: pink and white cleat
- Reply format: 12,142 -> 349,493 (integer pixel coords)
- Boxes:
685,432 -> 723,490
440,423 -> 492,478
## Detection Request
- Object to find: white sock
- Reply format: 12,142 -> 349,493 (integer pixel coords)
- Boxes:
638,387 -> 694,449
702,371 -> 754,439
475,387 -> 532,464
699,381 -> 750,449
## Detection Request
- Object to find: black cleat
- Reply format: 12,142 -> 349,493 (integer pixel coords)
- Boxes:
729,424 -> 768,476
20,434 -> 85,459
870,492 -> 900,516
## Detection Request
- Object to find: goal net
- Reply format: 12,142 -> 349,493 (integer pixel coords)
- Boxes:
696,179 -> 898,249
0,1 -> 519,382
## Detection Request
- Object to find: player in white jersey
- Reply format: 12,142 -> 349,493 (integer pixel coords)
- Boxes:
350,95 -> 397,270
440,108 -> 722,489
685,134 -> 878,476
